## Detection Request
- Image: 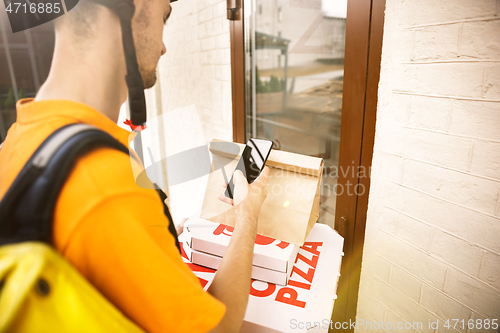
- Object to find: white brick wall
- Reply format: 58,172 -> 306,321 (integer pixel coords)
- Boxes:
356,0 -> 500,331
150,0 -> 232,143
140,0 -> 232,222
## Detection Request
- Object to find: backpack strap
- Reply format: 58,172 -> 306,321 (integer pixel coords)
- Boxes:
1,124 -> 181,253
154,185 -> 181,254
0,124 -> 129,245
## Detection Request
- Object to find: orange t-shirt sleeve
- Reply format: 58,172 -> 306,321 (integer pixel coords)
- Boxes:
61,192 -> 225,333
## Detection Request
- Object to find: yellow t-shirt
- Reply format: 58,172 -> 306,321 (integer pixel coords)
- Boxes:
0,98 -> 225,333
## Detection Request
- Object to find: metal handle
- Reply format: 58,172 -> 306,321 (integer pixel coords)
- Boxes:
337,216 -> 347,236
226,0 -> 241,20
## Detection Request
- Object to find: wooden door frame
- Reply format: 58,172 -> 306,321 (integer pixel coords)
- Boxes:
229,3 -> 246,144
229,0 -> 386,330
331,0 -> 385,330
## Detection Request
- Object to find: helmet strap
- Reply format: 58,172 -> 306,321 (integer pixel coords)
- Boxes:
89,0 -> 147,127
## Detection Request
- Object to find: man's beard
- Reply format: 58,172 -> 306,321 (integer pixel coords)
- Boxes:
141,67 -> 157,89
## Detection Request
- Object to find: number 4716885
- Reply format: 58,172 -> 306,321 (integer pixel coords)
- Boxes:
444,319 -> 498,330
6,2 -> 61,14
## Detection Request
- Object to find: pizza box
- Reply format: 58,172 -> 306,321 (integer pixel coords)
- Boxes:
181,238 -> 292,286
179,222 -> 344,333
184,217 -> 299,273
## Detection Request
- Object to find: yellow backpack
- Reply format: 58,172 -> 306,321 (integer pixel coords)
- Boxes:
0,124 -> 145,333
0,242 -> 145,333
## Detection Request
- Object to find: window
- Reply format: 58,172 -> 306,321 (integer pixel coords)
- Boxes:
0,11 -> 55,142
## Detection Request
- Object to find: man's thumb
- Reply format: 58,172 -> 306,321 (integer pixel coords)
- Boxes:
233,170 -> 247,186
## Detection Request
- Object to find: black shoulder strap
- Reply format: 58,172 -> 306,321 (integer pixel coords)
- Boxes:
0,124 -> 129,245
155,185 -> 181,254
0,124 -> 182,254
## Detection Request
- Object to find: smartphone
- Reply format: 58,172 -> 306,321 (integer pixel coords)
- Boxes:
224,138 -> 273,199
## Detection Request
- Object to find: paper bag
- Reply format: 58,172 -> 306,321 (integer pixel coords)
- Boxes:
200,140 -> 323,246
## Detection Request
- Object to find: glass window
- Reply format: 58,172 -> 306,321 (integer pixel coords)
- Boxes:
0,11 -> 55,142
244,0 -> 347,228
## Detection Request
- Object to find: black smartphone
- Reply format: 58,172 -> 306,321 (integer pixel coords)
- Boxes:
224,138 -> 273,199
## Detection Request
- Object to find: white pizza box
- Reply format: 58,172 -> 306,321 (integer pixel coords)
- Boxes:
178,223 -> 344,333
181,238 -> 291,286
184,217 -> 299,273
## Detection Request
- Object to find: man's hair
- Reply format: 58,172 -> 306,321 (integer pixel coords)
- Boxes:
54,1 -> 100,39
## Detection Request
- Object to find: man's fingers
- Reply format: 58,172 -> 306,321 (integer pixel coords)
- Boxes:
217,194 -> 233,205
175,218 -> 187,236
176,225 -> 184,236
254,166 -> 270,186
233,170 -> 248,187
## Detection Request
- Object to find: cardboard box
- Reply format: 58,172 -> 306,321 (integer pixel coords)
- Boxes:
179,223 -> 344,333
184,217 -> 299,274
181,239 -> 292,286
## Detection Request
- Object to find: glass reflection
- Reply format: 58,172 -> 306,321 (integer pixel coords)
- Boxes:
245,0 -> 347,228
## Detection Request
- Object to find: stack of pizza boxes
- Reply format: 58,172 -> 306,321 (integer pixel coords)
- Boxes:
181,217 -> 299,286
179,220 -> 345,333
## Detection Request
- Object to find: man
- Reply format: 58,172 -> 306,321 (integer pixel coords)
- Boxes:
0,0 -> 269,332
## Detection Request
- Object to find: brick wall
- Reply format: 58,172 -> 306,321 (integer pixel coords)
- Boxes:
149,0 -> 232,143
140,0 -> 232,221
356,0 -> 500,331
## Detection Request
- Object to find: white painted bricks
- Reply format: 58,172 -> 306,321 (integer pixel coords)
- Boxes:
390,265 -> 423,302
420,284 -> 471,333
444,268 -> 500,319
396,0 -> 497,27
479,251 -> 500,290
402,159 -> 500,215
157,0 -> 232,143
414,24 -> 460,61
461,20 -> 500,59
356,0 -> 500,331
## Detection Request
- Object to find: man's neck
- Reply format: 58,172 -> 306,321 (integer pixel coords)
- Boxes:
35,13 -> 127,123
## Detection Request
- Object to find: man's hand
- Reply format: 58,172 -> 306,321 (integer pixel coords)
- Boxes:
175,218 -> 187,236
209,166 -> 270,333
218,166 -> 270,225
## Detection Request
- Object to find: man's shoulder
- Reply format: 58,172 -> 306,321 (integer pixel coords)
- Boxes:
69,145 -> 155,199
53,144 -> 163,251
